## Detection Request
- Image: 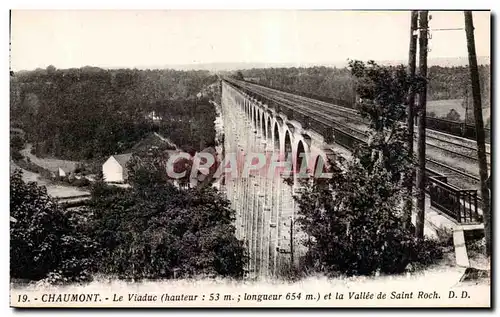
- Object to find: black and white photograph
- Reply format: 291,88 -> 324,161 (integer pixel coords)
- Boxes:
8,9 -> 492,308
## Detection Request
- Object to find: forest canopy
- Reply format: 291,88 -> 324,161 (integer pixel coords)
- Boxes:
10,67 -> 219,160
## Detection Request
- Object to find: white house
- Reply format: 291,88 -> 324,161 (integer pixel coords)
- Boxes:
145,111 -> 162,122
52,167 -> 71,178
58,167 -> 68,177
102,153 -> 133,183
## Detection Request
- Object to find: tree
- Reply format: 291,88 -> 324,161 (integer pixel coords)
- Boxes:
85,162 -> 246,279
10,134 -> 25,160
235,71 -> 244,80
294,61 -> 435,276
46,65 -> 57,75
445,109 -> 462,122
10,169 -> 97,283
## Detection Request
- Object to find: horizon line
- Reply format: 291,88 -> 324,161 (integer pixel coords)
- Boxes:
12,55 -> 491,73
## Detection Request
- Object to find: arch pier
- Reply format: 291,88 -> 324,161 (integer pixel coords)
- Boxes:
220,80 -> 334,277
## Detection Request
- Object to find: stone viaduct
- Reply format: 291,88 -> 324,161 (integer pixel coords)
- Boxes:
220,79 -> 336,278
218,76 -> 486,277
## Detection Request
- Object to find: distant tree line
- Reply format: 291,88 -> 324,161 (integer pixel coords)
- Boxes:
427,65 -> 490,107
240,66 -> 356,104
237,64 -> 490,108
10,66 -> 219,161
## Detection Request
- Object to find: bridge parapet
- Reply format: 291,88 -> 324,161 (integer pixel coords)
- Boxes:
225,79 -> 324,141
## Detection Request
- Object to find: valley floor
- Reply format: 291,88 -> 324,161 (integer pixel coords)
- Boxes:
10,160 -> 88,198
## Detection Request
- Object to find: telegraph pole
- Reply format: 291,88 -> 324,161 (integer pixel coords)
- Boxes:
415,11 -> 429,240
464,11 -> 491,256
404,11 -> 419,229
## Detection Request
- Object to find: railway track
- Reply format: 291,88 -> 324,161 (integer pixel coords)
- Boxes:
238,80 -> 368,136
426,158 -> 480,187
426,134 -> 491,165
228,78 -> 488,192
242,80 -> 368,130
254,83 -> 491,169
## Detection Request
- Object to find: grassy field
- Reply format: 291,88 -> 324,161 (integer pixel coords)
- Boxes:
427,99 -> 491,122
427,99 -> 464,118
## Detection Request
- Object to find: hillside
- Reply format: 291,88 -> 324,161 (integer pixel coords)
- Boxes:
10,67 -> 219,161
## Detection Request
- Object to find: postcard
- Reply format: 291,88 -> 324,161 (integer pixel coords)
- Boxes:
9,9 -> 491,308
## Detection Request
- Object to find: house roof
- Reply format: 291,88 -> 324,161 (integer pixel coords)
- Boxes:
113,153 -> 133,167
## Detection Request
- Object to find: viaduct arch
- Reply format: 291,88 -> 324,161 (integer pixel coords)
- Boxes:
220,79 -> 335,277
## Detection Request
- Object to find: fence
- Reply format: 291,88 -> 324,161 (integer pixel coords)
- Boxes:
329,128 -> 481,223
428,177 -> 480,223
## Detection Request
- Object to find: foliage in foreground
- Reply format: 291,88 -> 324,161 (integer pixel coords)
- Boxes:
10,169 -> 97,283
10,163 -> 246,283
85,185 -> 246,279
295,60 -> 443,276
83,157 -> 246,280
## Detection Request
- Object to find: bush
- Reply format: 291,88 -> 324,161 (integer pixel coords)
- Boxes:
10,169 -> 97,283
86,171 -> 247,280
411,239 -> 444,267
10,135 -> 25,152
296,158 -> 433,276
435,226 -> 454,247
295,61 -> 437,277
11,150 -> 23,161
466,237 -> 486,257
73,178 -> 91,187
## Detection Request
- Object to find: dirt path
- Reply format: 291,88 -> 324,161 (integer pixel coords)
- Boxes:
20,143 -> 79,173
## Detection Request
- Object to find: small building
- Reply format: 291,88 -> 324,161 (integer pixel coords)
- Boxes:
52,167 -> 73,178
102,153 -> 133,183
145,111 -> 162,122
58,167 -> 68,178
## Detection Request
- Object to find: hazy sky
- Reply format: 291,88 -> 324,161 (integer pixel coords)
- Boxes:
11,10 -> 491,71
